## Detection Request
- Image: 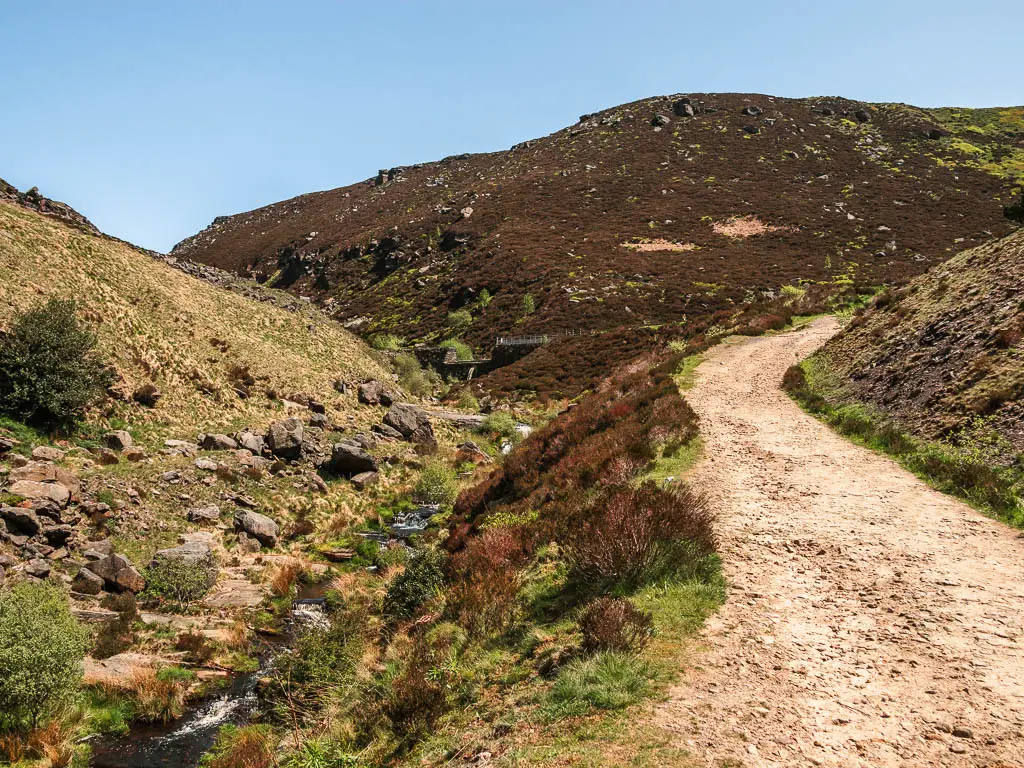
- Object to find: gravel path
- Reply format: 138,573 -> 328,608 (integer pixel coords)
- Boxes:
657,317 -> 1024,767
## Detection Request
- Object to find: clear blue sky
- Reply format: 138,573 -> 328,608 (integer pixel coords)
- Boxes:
3,1 -> 1021,252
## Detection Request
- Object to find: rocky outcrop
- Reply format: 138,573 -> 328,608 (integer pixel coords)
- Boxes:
91,553 -> 146,593
104,431 -> 134,451
201,433 -> 238,451
322,440 -> 378,477
383,404 -> 437,453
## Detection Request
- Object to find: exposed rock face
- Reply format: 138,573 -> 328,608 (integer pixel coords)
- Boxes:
31,446 -> 65,462
0,179 -> 101,233
234,510 -> 279,547
267,418 -> 304,459
10,462 -> 80,496
8,480 -> 71,507
323,440 -> 379,477
104,431 -> 133,451
91,553 -> 146,593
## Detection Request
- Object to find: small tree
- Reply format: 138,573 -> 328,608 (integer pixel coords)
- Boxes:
0,298 -> 112,430
413,461 -> 459,508
521,293 -> 536,316
0,582 -> 87,731
445,309 -> 473,336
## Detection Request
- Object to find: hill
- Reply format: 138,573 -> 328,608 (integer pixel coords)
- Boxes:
817,227 -> 1024,454
172,94 -> 1024,394
0,197 -> 390,436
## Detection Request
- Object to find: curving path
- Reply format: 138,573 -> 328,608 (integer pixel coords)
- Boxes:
657,317 -> 1024,767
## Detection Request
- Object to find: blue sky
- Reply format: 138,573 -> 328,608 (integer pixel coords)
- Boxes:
3,1 -> 1021,252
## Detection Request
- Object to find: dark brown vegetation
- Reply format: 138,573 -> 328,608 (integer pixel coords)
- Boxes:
174,95 -> 1022,396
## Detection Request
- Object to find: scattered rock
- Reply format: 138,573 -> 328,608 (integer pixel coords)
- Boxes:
742,105 -> 763,117
25,558 -> 51,579
234,510 -> 279,548
267,418 -> 304,459
72,567 -> 105,595
187,505 -> 221,524
194,458 -> 219,471
0,437 -> 15,454
372,423 -> 404,441
96,448 -> 120,465
309,412 -> 330,429
8,479 -> 71,507
854,108 -> 872,123
358,380 -> 386,405
41,523 -> 74,546
743,124 -> 761,135
333,379 -> 349,395
133,384 -> 162,407
201,433 -> 238,451
237,431 -> 265,455
164,439 -> 199,456
651,113 -> 670,127
324,441 -> 379,477
122,446 -> 147,462
351,471 -> 379,490
457,441 -> 493,465
1,506 -> 42,535
103,431 -> 133,451
952,727 -> 973,739
235,532 -> 262,554
31,445 -> 65,462
91,553 -> 146,593
672,99 -> 695,117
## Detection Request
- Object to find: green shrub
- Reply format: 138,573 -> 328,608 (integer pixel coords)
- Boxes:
445,310 -> 473,336
0,582 -> 87,730
393,352 -> 440,398
522,293 -> 536,316
382,548 -> 446,621
544,652 -> 651,720
144,554 -> 218,606
369,333 -> 405,351
481,412 -> 519,442
413,462 -> 459,508
438,338 -> 474,361
0,298 -> 113,430
477,289 -> 493,308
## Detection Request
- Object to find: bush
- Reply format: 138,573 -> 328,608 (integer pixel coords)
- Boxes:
382,548 -> 446,621
0,298 -> 113,430
544,652 -> 651,720
521,293 -> 536,316
0,582 -> 87,731
481,412 -> 519,442
448,527 -> 525,636
93,593 -> 140,660
781,364 -> 807,393
413,461 -> 459,508
144,553 -> 218,605
563,482 -> 716,586
393,352 -> 440,398
382,633 -> 455,738
369,333 -> 405,351
445,309 -> 473,336
578,597 -> 653,653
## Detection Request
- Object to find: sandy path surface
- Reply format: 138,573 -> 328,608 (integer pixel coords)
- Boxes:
657,317 -> 1024,767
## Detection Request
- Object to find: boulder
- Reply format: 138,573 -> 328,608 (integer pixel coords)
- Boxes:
133,384 -> 162,407
358,380 -> 385,405
742,124 -> 760,135
31,445 -> 65,462
10,462 -> 80,495
854,108 -> 872,123
122,447 -> 147,462
0,437 -> 15,454
266,418 -> 304,459
383,403 -> 424,438
651,113 -> 670,127
103,431 -> 133,451
201,433 -> 238,451
91,554 -> 146,593
237,431 -> 265,455
333,379 -> 349,395
187,505 -> 221,524
8,480 -> 71,507
456,441 -> 493,465
324,441 -> 379,477
741,105 -> 763,117
372,423 -> 404,441
164,439 -> 199,456
234,510 -> 279,548
25,559 -> 51,579
411,422 -> 438,454
235,532 -> 262,554
72,567 -> 105,595
194,458 -> 218,471
350,471 -> 379,490
309,412 -> 330,429
308,400 -> 326,415
0,506 -> 42,535
672,99 -> 695,117
96,448 -> 120,465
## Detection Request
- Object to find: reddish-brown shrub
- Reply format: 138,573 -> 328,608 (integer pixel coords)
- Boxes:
578,597 -> 654,653
448,527 -> 527,635
781,364 -> 807,393
562,482 -> 715,585
383,634 -> 452,736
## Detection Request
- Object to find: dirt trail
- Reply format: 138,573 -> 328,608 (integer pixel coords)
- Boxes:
657,317 -> 1024,767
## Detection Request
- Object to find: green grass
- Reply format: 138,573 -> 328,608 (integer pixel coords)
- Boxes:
641,437 -> 703,485
542,653 -> 655,720
788,355 -> 1024,528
